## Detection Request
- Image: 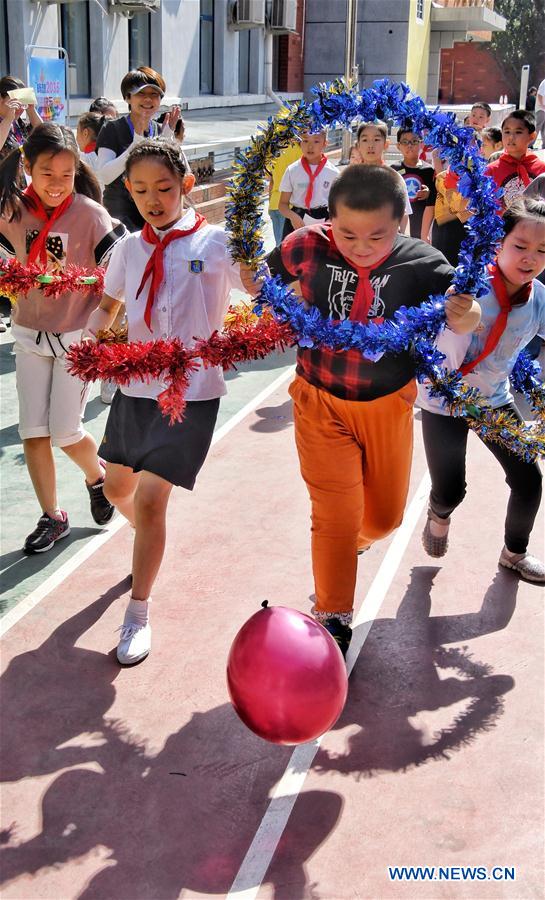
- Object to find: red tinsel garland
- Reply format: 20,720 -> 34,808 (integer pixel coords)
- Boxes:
66,315 -> 295,423
0,259 -> 105,298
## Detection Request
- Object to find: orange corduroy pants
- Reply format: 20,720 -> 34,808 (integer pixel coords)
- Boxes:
289,374 -> 417,617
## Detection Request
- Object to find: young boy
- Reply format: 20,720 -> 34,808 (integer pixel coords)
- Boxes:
485,110 -> 545,211
481,126 -> 503,161
356,120 -> 412,233
278,130 -> 339,239
392,126 -> 437,241
468,102 -> 492,134
267,165 -> 480,656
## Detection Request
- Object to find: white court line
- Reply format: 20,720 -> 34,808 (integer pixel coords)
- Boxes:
0,365 -> 295,640
226,471 -> 431,900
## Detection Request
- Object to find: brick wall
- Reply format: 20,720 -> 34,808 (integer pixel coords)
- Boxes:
277,0 -> 305,92
439,41 -> 513,105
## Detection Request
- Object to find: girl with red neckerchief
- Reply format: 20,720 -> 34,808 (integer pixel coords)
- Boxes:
419,195 -> 545,584
0,123 -> 127,555
84,140 -> 258,667
76,111 -> 106,176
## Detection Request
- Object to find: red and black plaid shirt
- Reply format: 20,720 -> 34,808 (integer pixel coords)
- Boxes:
267,224 -> 453,401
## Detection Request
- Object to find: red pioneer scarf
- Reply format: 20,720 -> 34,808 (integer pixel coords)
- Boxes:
23,184 -> 73,266
489,152 -> 545,193
459,264 -> 532,375
136,213 -> 206,331
301,156 -> 328,209
328,227 -> 390,322
83,141 -> 97,154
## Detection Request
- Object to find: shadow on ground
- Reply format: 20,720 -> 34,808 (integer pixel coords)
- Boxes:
315,565 -> 517,777
0,567 -> 518,898
0,584 -> 341,898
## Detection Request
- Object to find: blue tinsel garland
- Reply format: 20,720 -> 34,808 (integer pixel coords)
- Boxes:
225,78 -> 544,461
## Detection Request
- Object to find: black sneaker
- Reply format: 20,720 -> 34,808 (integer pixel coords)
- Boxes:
86,476 -> 115,526
23,511 -> 70,554
322,618 -> 352,658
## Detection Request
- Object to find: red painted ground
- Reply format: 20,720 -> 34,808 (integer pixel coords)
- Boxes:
0,384 -> 543,899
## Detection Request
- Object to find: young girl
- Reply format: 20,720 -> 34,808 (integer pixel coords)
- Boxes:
0,123 -> 127,553
419,196 -> 545,583
76,112 -> 105,173
84,139 -> 256,666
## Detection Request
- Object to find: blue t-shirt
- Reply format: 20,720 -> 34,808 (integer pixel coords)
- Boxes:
417,276 -> 545,413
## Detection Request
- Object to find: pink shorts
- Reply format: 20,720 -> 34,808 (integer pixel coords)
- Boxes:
13,323 -> 90,447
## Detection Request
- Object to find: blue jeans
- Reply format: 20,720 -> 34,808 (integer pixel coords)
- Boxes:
269,208 -> 286,246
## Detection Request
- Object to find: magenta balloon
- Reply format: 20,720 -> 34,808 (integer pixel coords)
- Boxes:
227,606 -> 348,745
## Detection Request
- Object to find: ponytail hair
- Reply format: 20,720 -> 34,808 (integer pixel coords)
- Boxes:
0,122 -> 101,221
78,111 -> 106,139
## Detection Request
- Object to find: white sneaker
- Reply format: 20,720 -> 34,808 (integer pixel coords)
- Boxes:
116,622 -> 151,665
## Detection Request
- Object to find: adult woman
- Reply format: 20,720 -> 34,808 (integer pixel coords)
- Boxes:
95,66 -> 180,232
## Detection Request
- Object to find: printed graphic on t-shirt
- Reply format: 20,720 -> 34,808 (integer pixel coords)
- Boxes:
501,173 -> 528,209
325,263 -> 388,320
26,230 -> 68,273
404,174 -> 424,200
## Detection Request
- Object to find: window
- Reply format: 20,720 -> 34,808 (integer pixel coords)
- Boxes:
239,30 -> 251,93
416,0 -> 424,22
129,13 -> 152,70
200,0 -> 214,94
0,0 -> 9,73
60,1 -> 91,97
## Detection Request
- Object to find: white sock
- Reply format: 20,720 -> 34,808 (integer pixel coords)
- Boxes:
123,597 -> 151,629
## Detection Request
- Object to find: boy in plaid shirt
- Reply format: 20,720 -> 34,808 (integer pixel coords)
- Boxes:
267,164 -> 480,656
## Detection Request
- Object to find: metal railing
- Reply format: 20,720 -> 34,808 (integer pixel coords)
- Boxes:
433,0 -> 495,8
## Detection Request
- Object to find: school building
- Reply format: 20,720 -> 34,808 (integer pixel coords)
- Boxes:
302,0 -> 507,104
1,0 -> 507,121
1,0 -> 304,120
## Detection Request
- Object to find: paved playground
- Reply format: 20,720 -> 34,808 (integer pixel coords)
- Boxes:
0,213 -> 543,899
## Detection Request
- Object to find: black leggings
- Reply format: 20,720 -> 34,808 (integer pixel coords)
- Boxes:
421,406 -> 542,554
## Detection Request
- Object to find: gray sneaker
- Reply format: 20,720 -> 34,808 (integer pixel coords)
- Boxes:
422,510 -> 450,558
499,550 -> 545,584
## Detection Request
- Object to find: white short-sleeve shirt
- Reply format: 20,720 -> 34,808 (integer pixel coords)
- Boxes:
279,158 -> 340,209
104,208 -> 246,401
417,278 -> 545,412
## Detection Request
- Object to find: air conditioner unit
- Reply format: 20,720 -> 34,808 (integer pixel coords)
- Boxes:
109,0 -> 160,14
269,0 -> 297,33
230,0 -> 266,30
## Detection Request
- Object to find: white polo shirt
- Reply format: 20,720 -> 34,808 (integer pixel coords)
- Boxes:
279,158 -> 340,209
104,208 -> 246,401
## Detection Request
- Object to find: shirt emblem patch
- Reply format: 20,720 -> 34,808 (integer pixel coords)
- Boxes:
189,259 -> 204,273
